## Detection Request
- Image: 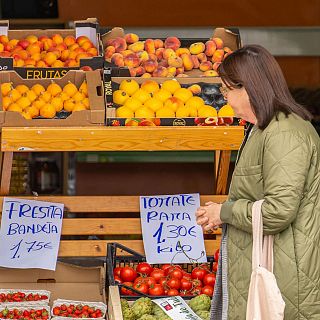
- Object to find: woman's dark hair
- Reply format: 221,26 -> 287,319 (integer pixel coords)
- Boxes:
218,44 -> 312,129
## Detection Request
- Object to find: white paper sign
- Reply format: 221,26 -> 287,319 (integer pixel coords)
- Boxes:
0,197 -> 64,270
140,193 -> 207,264
153,296 -> 202,320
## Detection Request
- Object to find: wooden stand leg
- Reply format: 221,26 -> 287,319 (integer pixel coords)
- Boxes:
214,150 -> 231,195
0,152 -> 13,195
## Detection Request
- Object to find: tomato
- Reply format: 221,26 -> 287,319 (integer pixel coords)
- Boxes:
165,265 -> 182,276
180,278 -> 192,291
201,285 -> 214,297
120,266 -> 137,282
203,273 -> 216,287
120,282 -> 134,295
168,268 -> 183,280
214,249 -> 220,262
161,264 -> 171,273
166,277 -> 181,290
192,279 -> 203,288
149,284 -> 165,296
159,276 -> 168,288
134,276 -> 156,288
213,262 -> 218,273
191,286 -> 202,295
113,267 -> 122,277
133,282 -> 149,294
114,275 -> 122,284
150,268 -> 165,282
167,289 -> 179,296
182,272 -> 192,280
136,262 -> 153,276
191,267 -> 208,280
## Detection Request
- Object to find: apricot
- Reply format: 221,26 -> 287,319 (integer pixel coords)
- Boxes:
76,35 -> 90,46
141,80 -> 160,94
212,49 -> 224,63
164,97 -> 184,112
87,47 -> 98,56
199,61 -> 212,72
163,48 -> 176,60
144,39 -> 155,54
205,40 -> 217,57
81,41 -> 93,51
124,33 -> 139,44
176,67 -> 184,75
56,43 -> 67,52
175,48 -> 190,57
174,88 -> 193,103
14,59 -> 25,67
26,43 -> 41,55
181,53 -> 194,71
212,37 -> 224,49
188,84 -> 201,95
0,35 -> 9,44
155,48 -> 164,60
134,66 -> 146,76
164,37 -> 181,51
24,58 -> 36,67
17,39 -> 30,50
154,39 -> 164,49
168,56 -> 183,68
69,43 -> 80,51
105,46 -> 116,60
128,41 -> 144,53
52,34 -> 64,45
124,53 -> 140,68
191,55 -> 200,69
60,49 -> 70,62
152,66 -> 168,77
111,53 -> 125,67
43,52 -> 57,66
36,60 -> 48,67
143,59 -> 158,73
42,38 -> 54,51
52,60 -> 64,67
64,59 -> 78,67
202,70 -> 219,77
64,35 -> 76,47
197,53 -> 207,63
212,62 -> 221,71
189,42 -> 205,55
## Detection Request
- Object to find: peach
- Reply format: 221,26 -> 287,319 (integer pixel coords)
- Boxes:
189,42 -> 205,55
167,66 -> 177,77
158,59 -> 169,68
212,62 -> 221,71
38,35 -> 49,41
64,35 -> 77,47
144,39 -> 155,54
24,58 -> 36,67
81,41 -> 94,51
124,53 -> 140,68
164,37 -> 181,51
0,35 -> 9,44
181,53 -> 194,71
212,49 -> 224,63
199,61 -> 212,71
121,49 -> 134,57
124,33 -> 139,44
138,50 -> 149,62
48,48 -> 61,58
12,53 -> 22,60
19,50 -> 29,60
155,48 -> 165,60
163,48 -> 176,60
44,52 -> 57,66
69,43 -> 80,51
26,43 -> 41,55
197,52 -> 207,63
87,47 -> 98,56
212,37 -> 224,49
17,39 -> 30,50
52,60 -> 64,67
26,35 -> 38,44
14,59 -> 24,67
188,84 -> 201,95
76,52 -> 91,63
9,39 -> 19,46
168,56 -> 183,68
56,43 -> 67,52
175,48 -> 190,57
224,47 -> 232,54
191,55 -> 200,69
61,49 -> 70,61
141,73 -> 152,78
111,53 -> 125,67
203,70 -> 219,77
154,39 -> 164,49
52,34 -> 64,45
4,43 -> 14,52
31,53 -> 41,62
152,66 -> 168,77
0,51 -> 11,57
205,40 -> 217,56
134,66 -> 146,76
112,37 -> 127,53
176,67 -> 184,75
44,38 -> 55,51
64,59 -> 78,67
105,45 -> 116,59
76,35 -> 90,46
128,67 -> 137,77
148,53 -> 157,61
143,59 -> 158,73
11,46 -> 23,54
128,41 -> 144,53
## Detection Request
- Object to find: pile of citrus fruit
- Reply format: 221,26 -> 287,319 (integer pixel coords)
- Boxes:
113,79 -> 234,118
1,80 -> 89,119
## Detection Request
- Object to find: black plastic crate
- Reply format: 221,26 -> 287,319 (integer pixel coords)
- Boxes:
106,242 -> 216,301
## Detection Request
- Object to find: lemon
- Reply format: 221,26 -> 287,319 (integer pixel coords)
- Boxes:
153,89 -> 172,102
124,97 -> 142,112
40,103 -> 56,118
164,97 -> 184,112
173,88 -> 193,103
156,107 -> 175,118
47,82 -> 62,97
119,79 -> 139,96
135,106 -> 155,118
116,106 -> 134,118
113,90 -> 129,105
31,84 -> 45,96
144,98 -> 163,112
141,80 -> 159,94
132,89 -> 151,104
218,104 -> 235,117
161,79 -> 181,94
198,106 -> 218,117
176,106 -> 190,117
185,96 -> 205,110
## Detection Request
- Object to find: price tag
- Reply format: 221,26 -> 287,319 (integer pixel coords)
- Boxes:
0,197 -> 64,270
140,193 -> 207,264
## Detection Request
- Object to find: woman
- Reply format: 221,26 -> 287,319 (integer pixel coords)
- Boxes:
196,45 -> 320,319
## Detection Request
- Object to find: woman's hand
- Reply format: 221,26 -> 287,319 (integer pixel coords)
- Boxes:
196,201 -> 223,232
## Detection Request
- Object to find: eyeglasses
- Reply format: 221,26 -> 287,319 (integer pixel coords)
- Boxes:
219,83 -> 242,97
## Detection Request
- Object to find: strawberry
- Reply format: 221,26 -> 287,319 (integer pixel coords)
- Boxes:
53,307 -> 60,316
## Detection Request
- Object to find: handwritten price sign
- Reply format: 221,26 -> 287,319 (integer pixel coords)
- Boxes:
140,193 -> 207,264
0,197 -> 64,270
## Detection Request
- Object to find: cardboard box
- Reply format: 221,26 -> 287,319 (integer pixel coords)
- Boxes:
0,19 -> 104,79
0,262 -> 106,304
102,26 -> 241,77
104,73 -> 239,127
0,70 -> 105,127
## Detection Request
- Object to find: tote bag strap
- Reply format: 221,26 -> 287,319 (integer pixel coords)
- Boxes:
252,200 -> 274,272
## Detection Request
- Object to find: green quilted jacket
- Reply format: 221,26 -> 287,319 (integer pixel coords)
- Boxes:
220,112 -> 320,319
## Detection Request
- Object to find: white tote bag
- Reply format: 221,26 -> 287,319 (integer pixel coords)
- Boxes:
246,200 -> 285,320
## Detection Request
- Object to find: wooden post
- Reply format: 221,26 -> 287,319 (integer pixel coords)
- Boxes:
214,150 -> 231,195
0,152 -> 13,195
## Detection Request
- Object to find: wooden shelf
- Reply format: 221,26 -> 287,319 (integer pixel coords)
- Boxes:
1,126 -> 244,152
